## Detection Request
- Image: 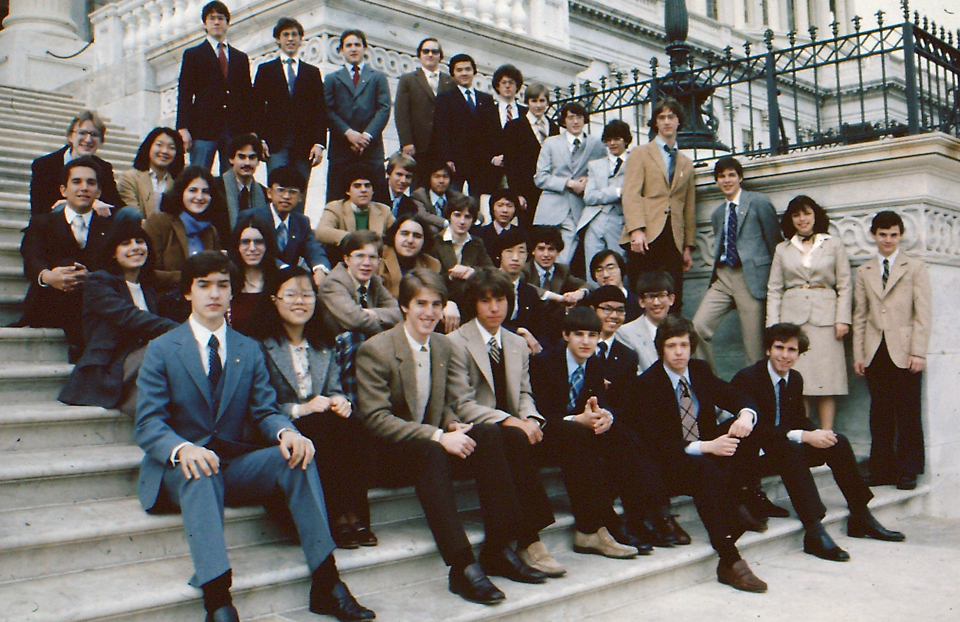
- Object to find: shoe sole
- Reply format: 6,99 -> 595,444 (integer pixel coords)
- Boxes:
846,530 -> 906,542
717,575 -> 768,593
573,544 -> 637,559
448,586 -> 506,605
803,546 -> 850,562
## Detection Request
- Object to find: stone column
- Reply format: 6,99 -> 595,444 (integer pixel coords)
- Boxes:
0,0 -> 91,89
2,0 -> 80,37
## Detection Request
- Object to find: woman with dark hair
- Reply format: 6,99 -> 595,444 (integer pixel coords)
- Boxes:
117,127 -> 186,219
378,213 -> 441,295
143,165 -> 225,290
227,213 -> 279,334
256,265 -> 376,550
58,220 -> 179,412
766,195 -> 852,430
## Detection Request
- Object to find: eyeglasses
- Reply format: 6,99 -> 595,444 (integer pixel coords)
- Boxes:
596,263 -> 621,274
74,130 -> 102,140
272,186 -> 301,196
276,290 -> 316,302
641,291 -> 672,302
597,305 -> 626,316
348,252 -> 379,262
421,48 -> 441,55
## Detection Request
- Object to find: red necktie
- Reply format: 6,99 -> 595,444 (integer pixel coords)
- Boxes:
352,65 -> 360,86
217,43 -> 228,79
506,104 -> 514,121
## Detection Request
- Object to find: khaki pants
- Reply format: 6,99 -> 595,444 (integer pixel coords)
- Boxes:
692,265 -> 765,370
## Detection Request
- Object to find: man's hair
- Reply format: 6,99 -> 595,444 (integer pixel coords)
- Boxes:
448,53 -> 477,74
601,119 -> 632,145
416,38 -> 443,60
398,267 -> 448,309
339,29 -> 368,49
227,133 -> 263,161
589,248 -> 626,278
648,97 -> 684,133
870,210 -> 905,234
425,160 -> 455,180
654,315 -> 699,357
492,64 -> 523,92
557,102 -> 589,127
529,225 -> 564,252
201,1 -> 230,22
133,127 -> 186,177
462,268 -> 514,323
764,323 -> 810,354
384,213 -> 434,255
267,166 -> 307,192
491,226 -> 528,266
563,305 -> 602,334
340,230 -> 383,259
102,220 -> 158,285
781,195 -> 830,238
273,16 -> 304,38
67,110 -> 107,142
386,151 -> 417,176
443,193 -> 479,221
160,165 -> 226,221
61,156 -> 103,187
524,83 -> 550,103
585,284 -> 627,308
635,270 -> 675,296
180,250 -> 240,297
341,163 -> 380,197
713,156 -> 744,180
489,188 -> 520,213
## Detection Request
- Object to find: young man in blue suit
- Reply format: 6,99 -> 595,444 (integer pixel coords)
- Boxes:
324,29 -> 392,203
135,252 -> 372,622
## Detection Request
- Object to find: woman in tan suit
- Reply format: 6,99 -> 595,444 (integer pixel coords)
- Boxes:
315,163 -> 394,247
117,127 -> 185,219
766,196 -> 852,430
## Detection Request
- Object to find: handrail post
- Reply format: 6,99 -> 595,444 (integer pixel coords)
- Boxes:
765,47 -> 783,155
903,20 -> 921,134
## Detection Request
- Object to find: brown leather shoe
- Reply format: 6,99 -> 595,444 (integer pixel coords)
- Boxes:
573,527 -> 638,559
518,541 -> 567,577
717,559 -> 768,593
737,504 -> 768,533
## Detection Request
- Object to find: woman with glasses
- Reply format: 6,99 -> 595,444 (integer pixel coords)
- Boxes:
254,265 -> 377,550
227,213 -> 279,334
589,249 -> 642,322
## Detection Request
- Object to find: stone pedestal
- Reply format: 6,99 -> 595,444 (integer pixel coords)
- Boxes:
0,0 -> 92,89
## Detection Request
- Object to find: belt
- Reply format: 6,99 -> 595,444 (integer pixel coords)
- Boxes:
788,284 -> 829,290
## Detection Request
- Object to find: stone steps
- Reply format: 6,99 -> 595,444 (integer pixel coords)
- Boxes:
0,266 -> 29,298
0,402 -> 131,452
0,362 -> 73,404
0,327 -> 68,362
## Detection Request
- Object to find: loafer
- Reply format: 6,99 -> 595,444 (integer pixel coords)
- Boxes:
517,541 -> 566,577
717,559 -> 767,593
449,563 -> 506,605
737,504 -> 768,533
896,474 -> 918,490
333,523 -> 359,550
205,605 -> 239,622
847,510 -> 905,542
479,545 -> 547,584
309,581 -> 375,621
803,524 -> 850,562
354,525 -> 378,547
657,515 -> 691,546
746,488 -> 790,519
573,527 -> 638,559
610,523 -> 653,555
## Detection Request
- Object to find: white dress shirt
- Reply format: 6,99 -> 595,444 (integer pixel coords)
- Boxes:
767,362 -> 806,443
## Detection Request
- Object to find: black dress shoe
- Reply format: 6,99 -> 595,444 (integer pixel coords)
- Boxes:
737,504 -> 768,533
746,488 -> 790,519
847,510 -> 906,542
866,473 -> 896,487
657,515 -> 691,546
479,545 -> 548,584
333,523 -> 359,549
205,605 -> 239,622
310,580 -> 376,621
803,524 -> 850,562
449,563 -> 506,604
635,520 -> 673,548
612,523 -> 653,555
354,525 -> 378,547
896,474 -> 918,490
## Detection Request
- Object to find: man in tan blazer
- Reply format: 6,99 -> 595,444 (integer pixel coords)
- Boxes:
356,269 -> 551,607
853,211 -> 931,491
620,97 -> 696,311
315,163 -> 395,247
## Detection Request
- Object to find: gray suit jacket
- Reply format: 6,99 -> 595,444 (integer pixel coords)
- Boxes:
616,318 -> 659,373
324,65 -> 391,165
579,154 -> 625,229
709,189 -> 782,300
394,68 -> 456,155
317,262 -> 402,337
261,336 -> 344,418
533,133 -> 607,227
216,169 -> 267,231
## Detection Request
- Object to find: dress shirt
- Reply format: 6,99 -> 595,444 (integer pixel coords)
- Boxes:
234,173 -> 254,195
207,36 -> 229,60
149,169 -> 170,213
403,326 -> 433,427
442,226 -> 471,264
597,336 -> 615,358
527,111 -> 548,144
457,84 -> 475,101
280,54 -> 300,77
653,135 -> 677,174
719,190 -> 742,265
493,222 -> 511,235
510,276 -> 521,320
790,232 -> 830,268
877,248 -> 899,265
607,154 -> 624,195
421,67 -> 440,93
663,363 -> 703,454
563,348 -> 588,421
126,281 -> 148,311
497,100 -> 518,128
475,320 -> 502,350
563,129 -> 584,153
767,361 -> 806,443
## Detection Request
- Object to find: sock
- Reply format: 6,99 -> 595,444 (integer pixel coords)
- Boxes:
201,570 -> 232,614
716,538 -> 742,567
516,532 -> 539,551
311,555 -> 340,592
451,547 -> 477,574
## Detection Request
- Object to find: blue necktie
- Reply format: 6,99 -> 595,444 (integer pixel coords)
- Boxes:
285,58 -> 296,95
568,364 -> 584,411
665,145 -> 677,184
465,89 -> 476,112
725,202 -> 740,267
775,378 -> 786,426
276,221 -> 288,252
208,335 -> 222,388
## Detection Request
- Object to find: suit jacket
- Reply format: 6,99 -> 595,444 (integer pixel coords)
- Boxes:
377,245 -> 441,298
254,57 -> 327,159
317,262 -> 402,337
616,317 -> 659,373
732,360 -> 813,437
529,346 -> 607,426
237,205 -> 329,271
473,223 -> 514,264
634,359 -> 755,467
430,235 -> 494,274
355,323 -> 499,442
315,200 -> 395,246
30,147 -> 124,216
59,271 -> 178,408
580,154 -> 626,229
620,140 -> 696,251
135,322 -> 290,511
503,280 -> 562,348
394,68 -> 456,155
852,252 -> 931,368
324,65 -> 391,165
261,336 -> 343,419
117,168 -> 168,219
176,41 -> 254,140
767,235 -> 852,328
214,170 -> 268,232
502,115 -> 558,208
450,320 -> 536,421
410,188 -> 463,231
533,133 -> 607,227
143,212 -> 221,291
594,339 -> 640,415
520,261 -> 591,297
432,86 -> 500,193
709,190 -> 782,300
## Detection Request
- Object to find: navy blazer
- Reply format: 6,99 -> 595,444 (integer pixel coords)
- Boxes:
254,57 -> 327,159
432,87 -> 500,193
503,280 -> 563,350
732,360 -> 813,436
176,41 -> 254,140
30,147 -> 124,216
237,206 -> 329,271
135,322 -> 290,511
594,339 -> 640,416
530,346 -> 607,426
324,65 -> 391,165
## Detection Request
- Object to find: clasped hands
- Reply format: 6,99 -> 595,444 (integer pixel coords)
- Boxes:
573,396 -> 613,435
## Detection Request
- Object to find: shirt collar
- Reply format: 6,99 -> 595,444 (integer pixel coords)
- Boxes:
188,314 -> 227,350
403,325 -> 430,352
526,110 -> 545,127
563,129 -> 583,147
421,66 -> 438,80
346,62 -> 365,74
270,204 -> 288,226
457,84 -> 474,97
442,227 -> 471,244
599,336 -> 615,353
493,222 -> 510,235
608,152 -> 624,166
63,205 -> 91,226
474,319 -> 501,348
280,54 -> 299,71
768,360 -> 789,387
565,347 -> 587,378
663,362 -> 690,392
643,315 -> 659,339
347,269 -> 369,291
726,190 -> 742,207
879,248 -> 899,265
234,173 -> 251,193
654,135 -> 676,152
535,263 -> 551,278
207,37 -> 227,53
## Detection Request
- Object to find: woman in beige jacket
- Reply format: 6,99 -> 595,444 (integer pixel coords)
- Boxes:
117,127 -> 185,219
766,196 -> 852,430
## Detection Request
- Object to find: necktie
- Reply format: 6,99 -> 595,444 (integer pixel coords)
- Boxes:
392,195 -> 403,217
725,202 -> 740,267
678,378 -> 699,441
506,103 -> 514,122
276,221 -> 288,252
488,336 -> 501,365
666,145 -> 677,184
612,157 -> 623,177
434,198 -> 444,215
208,335 -> 222,388
238,186 -> 250,212
597,342 -> 608,360
352,65 -> 360,87
285,58 -> 296,95
428,72 -> 438,93
536,118 -> 547,144
882,258 -> 890,288
71,214 -> 88,248
541,269 -> 551,290
217,43 -> 228,79
568,364 -> 584,411
358,284 -> 369,308
572,137 -> 581,155
775,378 -> 786,426
465,89 -> 476,112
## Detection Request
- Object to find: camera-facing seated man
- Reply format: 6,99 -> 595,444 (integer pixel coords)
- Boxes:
134,251 -> 373,622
